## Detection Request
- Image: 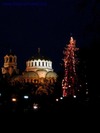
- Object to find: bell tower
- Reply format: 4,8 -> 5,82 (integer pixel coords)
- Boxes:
2,49 -> 19,76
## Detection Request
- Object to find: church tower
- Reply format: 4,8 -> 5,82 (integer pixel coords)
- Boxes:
1,50 -> 19,77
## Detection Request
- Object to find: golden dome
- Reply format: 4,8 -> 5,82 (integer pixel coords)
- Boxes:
46,71 -> 57,79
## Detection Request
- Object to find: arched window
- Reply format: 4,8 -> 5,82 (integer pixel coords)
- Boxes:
32,62 -> 33,66
9,57 -> 12,62
42,62 -> 44,66
46,62 -> 47,66
6,57 -> 8,63
39,62 -> 40,66
35,62 -> 37,66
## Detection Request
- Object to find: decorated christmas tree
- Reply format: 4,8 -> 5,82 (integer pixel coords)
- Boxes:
62,37 -> 79,97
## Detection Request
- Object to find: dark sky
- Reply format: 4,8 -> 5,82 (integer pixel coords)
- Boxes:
0,0 -> 100,73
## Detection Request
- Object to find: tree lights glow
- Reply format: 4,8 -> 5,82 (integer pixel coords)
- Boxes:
62,37 -> 79,97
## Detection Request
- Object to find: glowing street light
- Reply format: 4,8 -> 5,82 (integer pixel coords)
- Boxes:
24,95 -> 29,99
12,98 -> 17,102
73,95 -> 76,98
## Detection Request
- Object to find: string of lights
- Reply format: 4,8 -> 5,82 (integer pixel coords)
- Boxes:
62,37 -> 79,97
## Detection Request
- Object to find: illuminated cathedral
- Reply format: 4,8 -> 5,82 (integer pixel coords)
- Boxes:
1,48 -> 57,85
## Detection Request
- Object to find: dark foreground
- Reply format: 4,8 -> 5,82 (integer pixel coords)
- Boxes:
0,96 -> 94,113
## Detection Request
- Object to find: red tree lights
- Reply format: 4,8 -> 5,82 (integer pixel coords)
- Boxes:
62,37 -> 79,97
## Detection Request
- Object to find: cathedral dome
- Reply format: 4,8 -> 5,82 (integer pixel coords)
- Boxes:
46,71 -> 57,79
23,71 -> 39,78
26,49 -> 53,71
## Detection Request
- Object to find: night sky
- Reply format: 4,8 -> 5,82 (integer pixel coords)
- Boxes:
0,0 -> 100,74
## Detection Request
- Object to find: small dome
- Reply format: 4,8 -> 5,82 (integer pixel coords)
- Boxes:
46,71 -> 57,79
23,71 -> 39,78
36,69 -> 47,78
